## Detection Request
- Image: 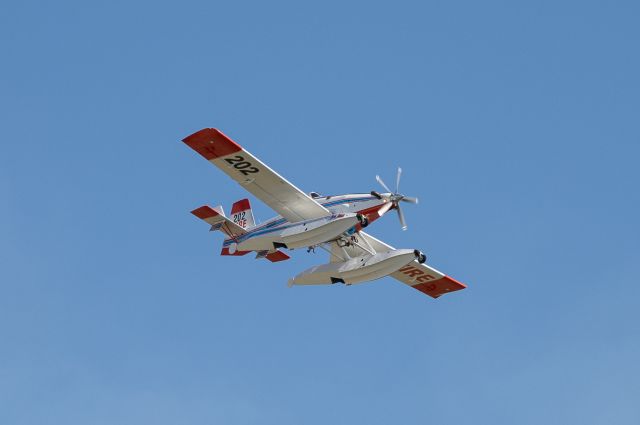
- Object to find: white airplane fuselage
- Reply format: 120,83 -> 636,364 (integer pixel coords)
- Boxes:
221,193 -> 393,255
183,127 -> 466,298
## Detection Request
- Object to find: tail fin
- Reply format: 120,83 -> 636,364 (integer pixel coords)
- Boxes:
230,199 -> 255,230
191,205 -> 246,238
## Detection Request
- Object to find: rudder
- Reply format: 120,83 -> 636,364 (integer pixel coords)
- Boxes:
230,198 -> 255,229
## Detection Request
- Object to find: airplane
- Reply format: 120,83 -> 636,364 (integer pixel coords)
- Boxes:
183,128 -> 467,299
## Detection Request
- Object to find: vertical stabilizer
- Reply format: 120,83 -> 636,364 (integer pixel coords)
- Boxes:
230,198 -> 256,229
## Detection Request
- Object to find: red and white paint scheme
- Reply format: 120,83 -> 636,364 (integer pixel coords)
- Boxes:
183,128 -> 466,299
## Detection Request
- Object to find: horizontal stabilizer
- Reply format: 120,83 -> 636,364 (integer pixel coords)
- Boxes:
191,205 -> 246,238
255,249 -> 291,262
265,250 -> 290,262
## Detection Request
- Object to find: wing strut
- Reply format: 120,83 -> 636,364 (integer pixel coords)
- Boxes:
318,243 -> 348,262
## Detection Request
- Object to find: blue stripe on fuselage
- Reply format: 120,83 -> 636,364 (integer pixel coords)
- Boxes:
222,195 -> 377,246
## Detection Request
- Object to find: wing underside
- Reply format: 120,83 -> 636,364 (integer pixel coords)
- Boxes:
329,232 -> 467,298
183,128 -> 330,222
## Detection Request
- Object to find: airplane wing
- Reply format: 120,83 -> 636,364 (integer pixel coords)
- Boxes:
331,231 -> 467,299
183,128 -> 331,222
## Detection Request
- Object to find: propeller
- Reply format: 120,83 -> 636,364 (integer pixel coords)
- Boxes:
372,167 -> 419,231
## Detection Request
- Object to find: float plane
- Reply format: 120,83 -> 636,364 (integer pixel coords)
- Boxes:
183,128 -> 466,298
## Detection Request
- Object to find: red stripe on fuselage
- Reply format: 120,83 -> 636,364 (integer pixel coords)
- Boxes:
355,203 -> 389,227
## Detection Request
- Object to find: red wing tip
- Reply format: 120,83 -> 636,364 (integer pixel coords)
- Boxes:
413,275 -> 467,299
182,128 -> 221,144
191,205 -> 219,220
444,275 -> 467,289
231,198 -> 251,214
182,128 -> 242,160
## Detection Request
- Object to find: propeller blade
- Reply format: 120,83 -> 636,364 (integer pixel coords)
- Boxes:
395,167 -> 402,193
377,201 -> 393,217
397,205 -> 408,231
376,175 -> 392,193
401,196 -> 419,204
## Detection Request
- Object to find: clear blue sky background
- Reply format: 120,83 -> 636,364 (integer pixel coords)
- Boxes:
1,1 -> 639,424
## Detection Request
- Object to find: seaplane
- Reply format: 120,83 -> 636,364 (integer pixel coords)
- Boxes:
183,128 -> 467,299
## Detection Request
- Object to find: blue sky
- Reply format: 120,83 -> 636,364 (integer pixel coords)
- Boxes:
1,1 -> 639,423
